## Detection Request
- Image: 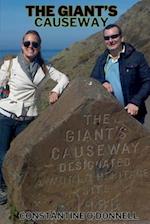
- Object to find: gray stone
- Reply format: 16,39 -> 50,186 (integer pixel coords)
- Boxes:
3,77 -> 150,224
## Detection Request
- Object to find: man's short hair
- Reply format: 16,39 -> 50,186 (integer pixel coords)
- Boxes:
103,24 -> 122,36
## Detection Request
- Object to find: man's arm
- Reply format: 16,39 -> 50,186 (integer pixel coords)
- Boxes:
90,56 -> 106,83
91,56 -> 114,94
129,53 -> 150,106
125,53 -> 150,116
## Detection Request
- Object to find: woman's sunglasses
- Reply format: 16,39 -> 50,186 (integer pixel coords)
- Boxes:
23,41 -> 40,49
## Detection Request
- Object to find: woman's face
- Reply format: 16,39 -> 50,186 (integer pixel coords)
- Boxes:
22,33 -> 40,62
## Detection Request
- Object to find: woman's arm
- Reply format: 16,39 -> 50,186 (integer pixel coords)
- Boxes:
47,66 -> 69,103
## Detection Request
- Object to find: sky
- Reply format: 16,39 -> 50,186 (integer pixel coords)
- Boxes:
0,0 -> 139,50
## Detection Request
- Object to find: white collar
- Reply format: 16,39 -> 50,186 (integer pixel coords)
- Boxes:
108,45 -> 125,62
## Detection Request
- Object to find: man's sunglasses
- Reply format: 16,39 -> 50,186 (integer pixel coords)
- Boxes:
23,41 -> 40,48
104,34 -> 120,41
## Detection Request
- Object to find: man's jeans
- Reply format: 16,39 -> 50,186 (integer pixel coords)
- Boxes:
0,113 -> 33,189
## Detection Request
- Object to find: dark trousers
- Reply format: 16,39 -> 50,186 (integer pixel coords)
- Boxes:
0,113 -> 33,189
134,114 -> 145,124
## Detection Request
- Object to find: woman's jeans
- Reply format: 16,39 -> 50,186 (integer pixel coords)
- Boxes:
0,113 -> 33,189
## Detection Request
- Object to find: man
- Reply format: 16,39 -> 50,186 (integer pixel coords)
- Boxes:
91,24 -> 150,123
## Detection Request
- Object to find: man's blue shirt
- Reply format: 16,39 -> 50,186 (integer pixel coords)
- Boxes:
105,58 -> 124,106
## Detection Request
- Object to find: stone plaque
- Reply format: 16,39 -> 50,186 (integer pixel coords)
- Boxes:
3,77 -> 150,224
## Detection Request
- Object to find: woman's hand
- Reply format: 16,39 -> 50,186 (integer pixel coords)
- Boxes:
49,92 -> 59,104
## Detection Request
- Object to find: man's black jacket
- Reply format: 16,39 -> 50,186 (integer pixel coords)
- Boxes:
91,43 -> 150,119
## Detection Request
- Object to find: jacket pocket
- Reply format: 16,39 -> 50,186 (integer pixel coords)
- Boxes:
125,63 -> 139,84
125,64 -> 138,75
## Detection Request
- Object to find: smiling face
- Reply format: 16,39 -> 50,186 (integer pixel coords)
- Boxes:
103,27 -> 123,54
22,33 -> 41,62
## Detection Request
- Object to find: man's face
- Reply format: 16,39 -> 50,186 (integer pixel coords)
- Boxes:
103,27 -> 123,52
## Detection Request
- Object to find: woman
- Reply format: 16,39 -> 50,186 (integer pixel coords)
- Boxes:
0,30 -> 69,204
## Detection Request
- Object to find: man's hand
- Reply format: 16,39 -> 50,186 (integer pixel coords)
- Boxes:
102,82 -> 113,93
49,92 -> 59,104
124,103 -> 139,116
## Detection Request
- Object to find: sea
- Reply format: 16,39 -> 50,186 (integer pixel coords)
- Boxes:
0,49 -> 62,62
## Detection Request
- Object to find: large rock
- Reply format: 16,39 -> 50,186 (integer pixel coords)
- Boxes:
3,77 -> 150,224
145,97 -> 150,131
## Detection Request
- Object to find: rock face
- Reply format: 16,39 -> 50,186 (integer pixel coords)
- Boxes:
3,77 -> 150,224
